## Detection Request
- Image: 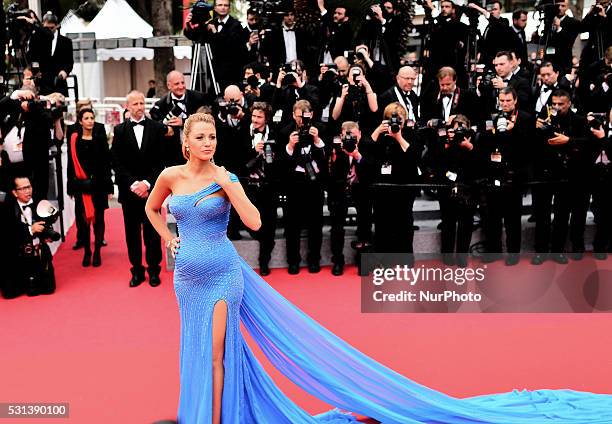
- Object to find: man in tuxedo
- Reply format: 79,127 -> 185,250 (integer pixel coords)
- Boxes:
273,60 -> 321,126
111,91 -> 166,287
421,67 -> 481,126
27,13 -> 73,96
579,0 -> 611,72
317,0 -> 353,65
262,9 -> 308,71
470,1 -> 511,69
1,176 -> 55,298
243,8 -> 262,64
149,70 -> 208,166
378,66 -> 419,123
478,51 -> 531,113
509,10 -> 528,67
533,62 -> 572,117
357,1 -> 402,72
183,0 -> 247,90
545,0 -> 581,74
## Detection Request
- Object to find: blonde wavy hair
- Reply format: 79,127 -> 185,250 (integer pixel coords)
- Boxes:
182,112 -> 216,160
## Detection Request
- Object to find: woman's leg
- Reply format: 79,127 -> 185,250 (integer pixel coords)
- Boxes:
211,300 -> 228,424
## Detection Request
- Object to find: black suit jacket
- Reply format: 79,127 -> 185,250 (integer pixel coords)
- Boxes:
28,28 -> 73,94
110,119 -> 166,204
318,15 -> 353,62
378,86 -> 419,122
262,26 -> 309,69
546,16 -> 581,73
479,16 -> 512,68
508,26 -> 528,66
507,73 -> 533,110
357,17 -> 402,72
421,87 -> 483,126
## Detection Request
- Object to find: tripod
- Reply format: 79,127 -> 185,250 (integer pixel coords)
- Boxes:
190,42 -> 220,96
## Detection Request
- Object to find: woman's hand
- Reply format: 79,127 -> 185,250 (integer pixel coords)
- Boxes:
213,165 -> 233,188
166,236 -> 180,258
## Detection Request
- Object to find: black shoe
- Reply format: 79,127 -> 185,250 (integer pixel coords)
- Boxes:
594,252 -> 608,261
412,225 -> 420,231
442,253 -> 455,266
456,254 -> 468,268
551,253 -> 568,265
149,274 -> 161,287
288,264 -> 300,275
481,253 -> 503,264
260,264 -> 271,276
72,241 -> 84,250
92,250 -> 101,267
308,262 -> 321,273
82,251 -> 91,267
531,254 -> 547,265
505,253 -> 520,266
437,222 -> 443,230
129,273 -> 145,287
570,252 -> 584,261
101,239 -> 108,247
332,263 -> 344,276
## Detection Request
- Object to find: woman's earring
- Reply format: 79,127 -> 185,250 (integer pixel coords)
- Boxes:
186,146 -> 190,152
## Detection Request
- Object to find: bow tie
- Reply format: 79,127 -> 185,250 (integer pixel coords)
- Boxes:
131,120 -> 145,127
542,85 -> 552,92
173,98 -> 185,105
216,20 -> 225,27
284,27 -> 295,32
441,93 -> 452,99
21,203 -> 33,211
253,129 -> 263,135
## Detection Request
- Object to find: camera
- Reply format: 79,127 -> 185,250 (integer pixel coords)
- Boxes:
479,69 -> 497,90
191,1 -> 214,23
218,99 -> 241,117
538,115 -> 559,139
355,47 -> 368,62
281,64 -> 298,86
36,200 -> 61,242
451,124 -> 475,144
50,100 -> 67,120
389,112 -> 402,134
495,112 -> 512,132
263,139 -> 275,165
245,74 -> 259,89
588,113 -> 607,130
342,133 -> 358,153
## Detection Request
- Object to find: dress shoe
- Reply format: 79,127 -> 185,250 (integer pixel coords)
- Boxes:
456,254 -> 468,268
149,274 -> 161,287
260,264 -> 271,276
531,254 -> 547,265
594,252 -> 608,261
570,252 -> 584,261
101,239 -> 108,247
92,250 -> 101,267
331,263 -> 344,276
442,253 -> 455,266
308,263 -> 321,273
288,264 -> 300,275
82,251 -> 91,267
551,253 -> 568,265
505,253 -> 520,266
129,273 -> 145,287
72,241 -> 84,250
481,253 -> 503,264
412,225 -> 420,231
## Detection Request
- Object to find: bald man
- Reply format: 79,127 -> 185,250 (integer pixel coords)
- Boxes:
111,91 -> 167,287
150,70 -> 209,166
377,66 -> 419,122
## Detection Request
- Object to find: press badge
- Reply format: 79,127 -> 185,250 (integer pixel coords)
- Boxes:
381,164 -> 392,175
494,180 -> 501,187
446,171 -> 457,181
491,151 -> 502,162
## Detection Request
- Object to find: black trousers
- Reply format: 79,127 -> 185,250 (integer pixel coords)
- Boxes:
74,196 -> 105,252
483,187 -> 523,254
439,190 -> 476,254
532,181 -> 572,253
592,179 -> 612,253
121,199 -> 161,276
568,181 -> 592,253
373,186 -> 416,254
284,182 -> 324,266
245,182 -> 278,266
329,182 -> 373,265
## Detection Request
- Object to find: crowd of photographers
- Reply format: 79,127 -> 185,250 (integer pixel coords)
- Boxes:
1,0 -> 611,299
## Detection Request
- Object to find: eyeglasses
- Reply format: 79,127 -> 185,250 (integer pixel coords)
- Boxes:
15,185 -> 32,191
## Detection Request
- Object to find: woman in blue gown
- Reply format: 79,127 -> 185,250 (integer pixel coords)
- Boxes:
145,113 -> 612,424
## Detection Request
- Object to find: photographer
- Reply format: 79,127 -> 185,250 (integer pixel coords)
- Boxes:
428,114 -> 479,267
479,88 -> 533,265
370,103 -> 423,262
149,70 -> 208,166
587,109 -> 612,259
544,0 -> 582,75
1,175 -> 56,299
279,100 -> 327,274
242,102 -> 280,276
533,61 -> 572,117
331,63 -> 378,132
26,13 -> 73,96
261,9 -> 309,71
183,0 -> 247,90
578,0 -> 611,72
328,121 -> 374,276
532,90 -> 589,264
579,46 -> 612,114
357,1 -> 402,71
468,1 -> 511,69
478,51 -> 531,114
272,60 -> 320,127
509,10 -> 528,67
317,0 -> 353,64
242,62 -> 275,103
351,44 -> 395,94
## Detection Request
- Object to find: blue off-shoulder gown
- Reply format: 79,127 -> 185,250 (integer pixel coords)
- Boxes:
168,174 -> 612,424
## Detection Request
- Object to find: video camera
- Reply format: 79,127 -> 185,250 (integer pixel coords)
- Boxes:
248,0 -> 286,31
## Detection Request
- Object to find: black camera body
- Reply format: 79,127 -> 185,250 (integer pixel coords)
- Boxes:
451,125 -> 475,145
191,1 -> 214,23
36,200 -> 61,242
218,99 -> 241,117
389,112 -> 402,134
342,134 -> 358,153
479,69 -> 497,90
538,116 -> 560,139
588,113 -> 607,130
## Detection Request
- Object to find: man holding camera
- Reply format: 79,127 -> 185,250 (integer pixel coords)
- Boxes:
480,88 -> 533,265
261,9 -> 309,72
357,1 -> 402,71
317,0 -> 353,65
328,121 -> 374,276
331,63 -> 378,133
149,70 -> 208,166
532,90 -> 589,264
273,60 -> 320,127
544,0 -> 581,75
533,61 -> 572,117
184,0 -> 247,90
1,175 -> 55,299
578,0 -> 611,72
280,100 -> 327,274
468,1 -> 511,69
478,51 -> 532,114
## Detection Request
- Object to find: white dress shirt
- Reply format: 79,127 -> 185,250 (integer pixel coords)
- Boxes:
282,25 -> 297,63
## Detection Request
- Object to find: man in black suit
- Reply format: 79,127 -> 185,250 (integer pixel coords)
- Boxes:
469,1 -> 511,69
545,0 -> 581,74
508,10 -> 528,67
421,67 -> 482,126
1,175 -> 55,298
579,1 -> 611,72
272,60 -> 321,126
357,1 -> 402,72
533,61 -> 572,118
149,70 -> 208,166
183,0 -> 247,90
317,0 -> 353,65
111,91 -> 166,287
378,66 -> 419,123
26,13 -> 73,96
478,51 -> 531,114
262,9 -> 309,71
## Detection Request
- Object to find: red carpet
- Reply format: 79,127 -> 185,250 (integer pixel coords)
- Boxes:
2,208 -> 612,424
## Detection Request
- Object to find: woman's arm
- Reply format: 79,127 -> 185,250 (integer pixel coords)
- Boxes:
144,168 -> 175,244
215,166 -> 262,231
